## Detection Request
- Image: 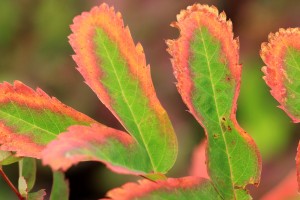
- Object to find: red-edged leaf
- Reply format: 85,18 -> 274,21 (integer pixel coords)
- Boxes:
42,124 -> 144,175
43,3 -> 177,175
189,140 -> 209,179
261,28 -> 300,122
104,177 -> 221,200
260,28 -> 300,192
0,81 -> 95,158
167,4 -> 261,198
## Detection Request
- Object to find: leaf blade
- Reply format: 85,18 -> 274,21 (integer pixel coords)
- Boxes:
105,177 -> 222,200
19,158 -> 36,193
42,124 -> 152,175
261,28 -> 300,122
27,189 -> 46,200
0,81 -> 95,158
50,172 -> 69,200
0,150 -> 21,165
260,28 -> 300,191
69,3 -> 177,173
167,4 -> 261,199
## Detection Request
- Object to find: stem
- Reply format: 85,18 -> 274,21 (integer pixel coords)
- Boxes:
0,167 -> 24,200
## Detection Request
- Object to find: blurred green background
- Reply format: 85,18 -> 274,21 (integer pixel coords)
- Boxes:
0,0 -> 299,199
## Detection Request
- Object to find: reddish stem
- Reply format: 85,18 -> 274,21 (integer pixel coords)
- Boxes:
0,168 -> 24,200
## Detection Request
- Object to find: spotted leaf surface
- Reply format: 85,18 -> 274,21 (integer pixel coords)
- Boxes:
167,4 -> 261,199
0,81 -> 95,158
261,28 -> 300,191
104,177 -> 221,200
68,3 -> 177,174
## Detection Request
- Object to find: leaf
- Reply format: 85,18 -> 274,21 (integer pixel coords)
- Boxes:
104,177 -> 222,200
0,150 -> 21,165
66,3 -> 177,174
43,124 -> 160,175
27,189 -> 46,200
261,28 -> 300,122
167,4 -> 261,199
189,140 -> 209,179
50,171 -> 69,200
260,28 -> 300,191
18,176 -> 27,197
18,158 -> 43,199
19,158 -> 36,193
0,81 -> 95,158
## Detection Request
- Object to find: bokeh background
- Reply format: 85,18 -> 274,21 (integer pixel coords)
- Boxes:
0,0 -> 300,199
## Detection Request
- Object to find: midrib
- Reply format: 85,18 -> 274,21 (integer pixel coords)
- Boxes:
98,35 -> 157,172
199,28 -> 235,197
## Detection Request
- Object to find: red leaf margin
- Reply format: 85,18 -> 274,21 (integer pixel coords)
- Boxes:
167,4 -> 241,124
260,28 -> 300,193
103,176 -> 213,200
167,3 -> 261,188
69,3 -> 170,128
41,124 -> 143,175
67,3 -> 178,174
0,81 -> 95,158
260,28 -> 300,123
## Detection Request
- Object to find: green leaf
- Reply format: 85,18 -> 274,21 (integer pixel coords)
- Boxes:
27,189 -> 46,200
261,28 -> 300,191
19,158 -> 36,193
0,150 -> 21,165
0,81 -> 95,158
42,124 -> 163,175
18,176 -> 27,197
167,4 -> 261,199
261,28 -> 300,122
50,172 -> 69,200
105,177 -> 222,200
51,3 -> 178,174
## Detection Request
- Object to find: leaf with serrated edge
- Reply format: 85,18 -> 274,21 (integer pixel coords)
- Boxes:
50,172 -> 69,200
43,124 -> 156,175
167,4 -> 261,199
261,28 -> 300,122
67,3 -> 177,174
104,177 -> 222,200
0,81 -> 95,158
260,28 -> 300,191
